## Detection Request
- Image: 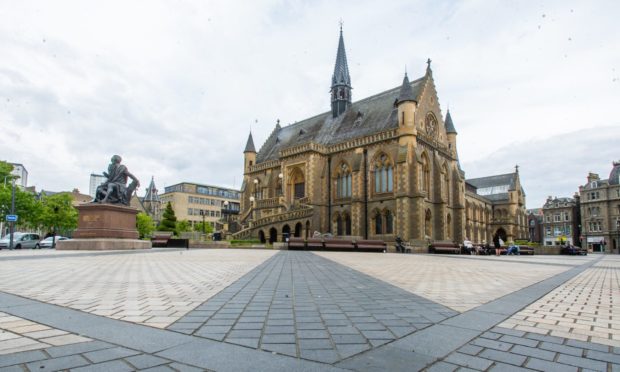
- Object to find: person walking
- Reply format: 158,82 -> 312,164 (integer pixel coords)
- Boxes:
493,235 -> 501,256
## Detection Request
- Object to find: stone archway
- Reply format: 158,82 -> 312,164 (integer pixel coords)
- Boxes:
269,227 -> 277,244
294,222 -> 303,237
258,230 -> 266,244
282,225 -> 291,242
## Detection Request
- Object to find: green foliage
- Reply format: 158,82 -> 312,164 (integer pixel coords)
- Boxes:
159,202 -> 177,233
136,212 -> 155,239
193,221 -> 214,234
0,161 -> 15,183
176,219 -> 192,233
0,181 -> 42,229
230,239 -> 261,245
38,193 -> 78,234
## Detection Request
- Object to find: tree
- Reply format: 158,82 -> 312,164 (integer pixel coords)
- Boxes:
159,202 -> 177,234
0,161 -> 15,183
136,212 -> 155,239
176,219 -> 192,234
0,181 -> 41,229
38,193 -> 78,235
194,221 -> 214,234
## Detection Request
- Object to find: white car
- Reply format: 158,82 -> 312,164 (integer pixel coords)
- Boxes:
0,233 -> 41,249
36,236 -> 69,249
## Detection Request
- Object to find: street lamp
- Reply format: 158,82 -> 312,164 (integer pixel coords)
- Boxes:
52,206 -> 59,248
278,173 -> 283,197
8,177 -> 15,250
616,219 -> 619,254
199,210 -> 206,236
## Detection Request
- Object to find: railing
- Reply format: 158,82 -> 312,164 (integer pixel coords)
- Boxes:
256,197 -> 280,209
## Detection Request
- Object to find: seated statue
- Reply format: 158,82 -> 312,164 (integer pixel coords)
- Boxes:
93,155 -> 140,205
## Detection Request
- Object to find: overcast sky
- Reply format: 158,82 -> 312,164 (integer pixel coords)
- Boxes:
0,0 -> 618,208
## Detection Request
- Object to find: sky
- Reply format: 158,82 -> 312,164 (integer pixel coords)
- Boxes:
0,0 -> 618,208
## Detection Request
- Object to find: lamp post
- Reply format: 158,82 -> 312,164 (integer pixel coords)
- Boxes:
52,206 -> 59,248
200,210 -> 206,236
249,196 -> 255,226
278,173 -> 283,197
8,177 -> 15,250
616,219 -> 619,254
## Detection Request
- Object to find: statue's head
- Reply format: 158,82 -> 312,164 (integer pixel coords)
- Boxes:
111,155 -> 122,164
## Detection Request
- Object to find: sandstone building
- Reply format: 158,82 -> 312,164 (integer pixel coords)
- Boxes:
235,29 -> 528,247
579,161 -> 620,253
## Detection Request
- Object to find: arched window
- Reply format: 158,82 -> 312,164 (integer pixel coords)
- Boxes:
446,214 -> 452,239
374,154 -> 393,193
344,213 -> 351,235
425,209 -> 432,238
442,164 -> 449,202
290,168 -> 305,199
336,214 -> 343,236
374,213 -> 382,235
385,210 -> 393,234
336,163 -> 352,198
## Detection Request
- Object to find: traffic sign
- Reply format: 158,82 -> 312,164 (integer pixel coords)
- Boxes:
5,214 -> 17,222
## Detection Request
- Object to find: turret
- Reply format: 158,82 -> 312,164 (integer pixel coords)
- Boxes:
330,26 -> 352,118
445,109 -> 457,153
397,73 -> 417,135
244,132 -> 256,173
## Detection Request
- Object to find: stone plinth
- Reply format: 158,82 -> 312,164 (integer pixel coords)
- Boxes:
74,203 -> 140,239
59,203 -> 151,250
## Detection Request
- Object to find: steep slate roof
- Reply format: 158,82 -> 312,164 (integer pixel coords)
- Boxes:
256,76 -> 426,163
466,173 -> 519,202
244,132 -> 256,153
609,161 -> 620,185
398,73 -> 416,102
445,109 -> 457,134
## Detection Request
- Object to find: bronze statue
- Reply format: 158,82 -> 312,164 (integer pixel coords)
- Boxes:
93,155 -> 140,205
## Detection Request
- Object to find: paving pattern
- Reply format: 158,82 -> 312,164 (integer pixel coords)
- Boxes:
170,252 -> 458,364
0,312 -> 91,355
314,252 -> 592,312
0,248 -> 618,371
0,249 -> 276,328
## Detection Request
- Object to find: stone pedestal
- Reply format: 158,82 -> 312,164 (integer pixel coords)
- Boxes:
58,203 -> 151,250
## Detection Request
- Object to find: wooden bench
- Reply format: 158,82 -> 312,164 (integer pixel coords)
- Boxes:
151,232 -> 173,247
306,238 -> 324,250
429,242 -> 460,254
167,238 -> 189,248
354,240 -> 387,253
323,238 -> 355,251
287,237 -> 306,250
518,245 -> 535,255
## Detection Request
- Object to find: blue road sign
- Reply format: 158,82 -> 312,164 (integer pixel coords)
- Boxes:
6,214 -> 17,222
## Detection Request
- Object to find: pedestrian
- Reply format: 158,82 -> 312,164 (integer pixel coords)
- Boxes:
493,235 -> 501,256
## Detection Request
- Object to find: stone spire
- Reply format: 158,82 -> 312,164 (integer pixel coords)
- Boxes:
398,73 -> 416,103
144,176 -> 159,202
330,25 -> 352,118
445,109 -> 457,134
244,132 -> 256,153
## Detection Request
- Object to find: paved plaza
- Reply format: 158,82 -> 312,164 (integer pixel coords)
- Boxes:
0,249 -> 618,371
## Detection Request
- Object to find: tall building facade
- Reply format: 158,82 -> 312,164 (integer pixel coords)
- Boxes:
541,196 -> 578,246
579,161 -> 620,253
89,173 -> 106,198
160,183 -> 240,229
9,163 -> 28,188
235,29 -> 528,245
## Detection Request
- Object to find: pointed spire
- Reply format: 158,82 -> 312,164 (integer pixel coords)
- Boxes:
332,27 -> 351,87
244,132 -> 256,153
330,25 -> 352,118
398,73 -> 416,103
445,109 -> 457,134
144,176 -> 160,201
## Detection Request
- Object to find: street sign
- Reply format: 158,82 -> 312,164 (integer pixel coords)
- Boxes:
5,214 -> 17,222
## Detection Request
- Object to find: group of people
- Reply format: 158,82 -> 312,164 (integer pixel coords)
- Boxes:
463,237 -> 520,256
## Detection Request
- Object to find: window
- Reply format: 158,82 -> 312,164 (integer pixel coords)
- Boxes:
546,227 -> 551,236
385,211 -> 393,234
421,154 -> 430,194
374,154 -> 393,193
564,213 -> 569,221
554,214 -> 561,222
336,163 -> 352,198
546,216 -> 551,223
374,213 -> 382,235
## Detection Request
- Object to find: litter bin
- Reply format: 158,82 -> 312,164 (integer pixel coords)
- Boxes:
213,232 -> 222,241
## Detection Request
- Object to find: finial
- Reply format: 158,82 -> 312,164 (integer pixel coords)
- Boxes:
515,164 -> 519,173
426,58 -> 432,69
276,118 -> 280,125
404,65 -> 408,78
339,19 -> 343,32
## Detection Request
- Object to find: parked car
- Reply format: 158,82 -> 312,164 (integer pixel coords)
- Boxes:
36,236 -> 70,249
0,233 -> 41,249
560,244 -> 587,255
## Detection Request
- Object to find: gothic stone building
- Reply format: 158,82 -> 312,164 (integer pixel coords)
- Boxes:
236,29 -> 527,246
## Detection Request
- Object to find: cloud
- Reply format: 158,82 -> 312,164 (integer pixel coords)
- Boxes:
0,0 -> 617,205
